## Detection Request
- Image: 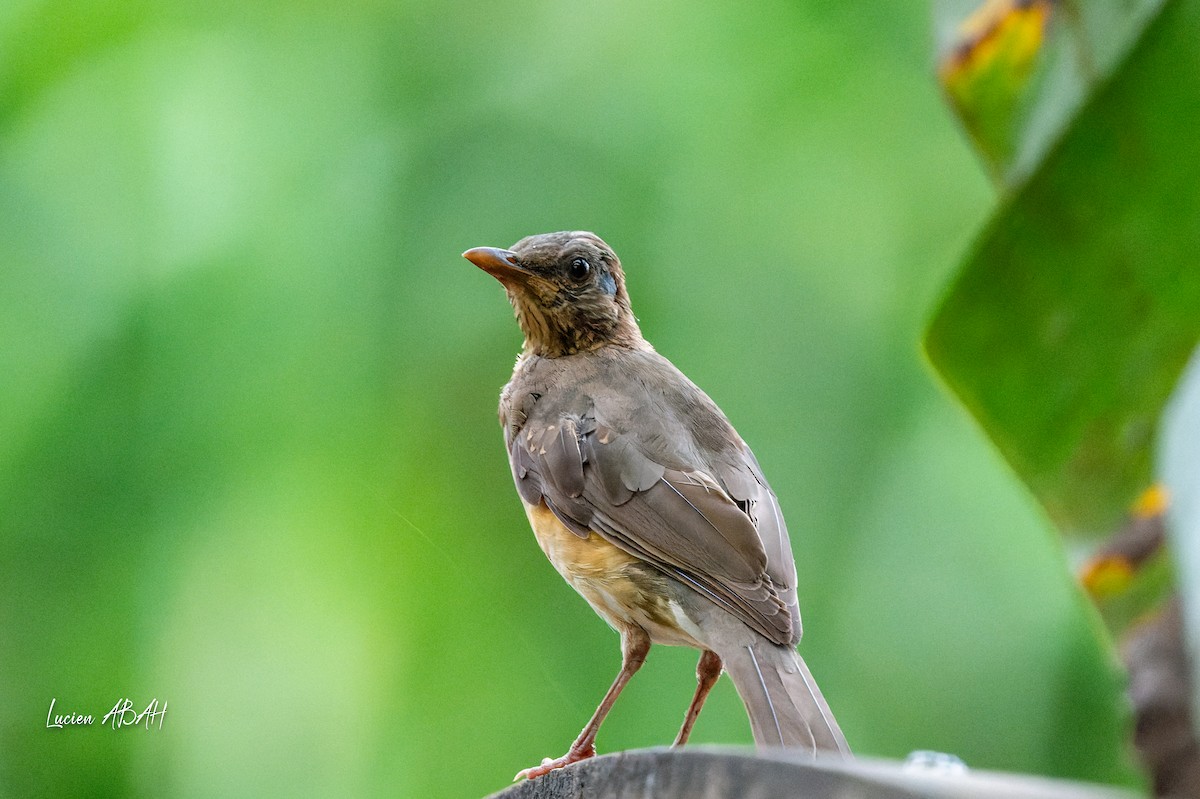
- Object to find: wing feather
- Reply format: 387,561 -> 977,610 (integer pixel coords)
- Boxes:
510,407 -> 795,645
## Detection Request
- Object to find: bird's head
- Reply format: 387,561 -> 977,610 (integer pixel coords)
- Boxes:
463,231 -> 645,357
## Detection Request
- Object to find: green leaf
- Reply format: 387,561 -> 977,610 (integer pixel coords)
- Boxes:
926,0 -> 1200,536
937,0 -> 1056,181
936,0 -> 1166,187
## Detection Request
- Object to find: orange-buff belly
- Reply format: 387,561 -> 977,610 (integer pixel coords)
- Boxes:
523,501 -> 705,648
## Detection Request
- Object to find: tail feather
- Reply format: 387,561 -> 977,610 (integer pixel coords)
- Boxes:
721,641 -> 850,757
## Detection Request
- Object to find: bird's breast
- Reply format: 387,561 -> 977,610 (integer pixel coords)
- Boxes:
522,501 -> 705,648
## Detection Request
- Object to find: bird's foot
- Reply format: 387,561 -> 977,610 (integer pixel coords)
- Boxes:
514,743 -> 597,780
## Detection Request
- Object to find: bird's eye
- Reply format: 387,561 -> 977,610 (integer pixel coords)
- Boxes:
568,257 -> 591,281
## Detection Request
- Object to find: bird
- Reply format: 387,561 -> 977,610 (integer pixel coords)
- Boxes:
462,231 -> 850,780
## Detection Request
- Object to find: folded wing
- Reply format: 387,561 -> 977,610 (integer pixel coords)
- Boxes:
509,410 -> 797,646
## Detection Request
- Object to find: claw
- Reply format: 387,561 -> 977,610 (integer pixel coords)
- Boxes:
514,745 -> 596,780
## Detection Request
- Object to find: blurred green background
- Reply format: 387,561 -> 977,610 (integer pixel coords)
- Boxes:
0,1 -> 1138,797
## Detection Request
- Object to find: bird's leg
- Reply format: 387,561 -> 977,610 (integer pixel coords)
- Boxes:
673,649 -> 723,746
516,627 -> 651,781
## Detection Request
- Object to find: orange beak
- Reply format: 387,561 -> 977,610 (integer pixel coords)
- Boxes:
462,247 -> 529,285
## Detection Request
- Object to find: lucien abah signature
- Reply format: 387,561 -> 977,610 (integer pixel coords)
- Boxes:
45,697 -> 167,730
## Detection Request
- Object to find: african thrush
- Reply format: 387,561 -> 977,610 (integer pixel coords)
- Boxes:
463,231 -> 850,780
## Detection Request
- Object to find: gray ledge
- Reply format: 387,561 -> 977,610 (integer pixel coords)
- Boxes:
485,747 -> 1140,799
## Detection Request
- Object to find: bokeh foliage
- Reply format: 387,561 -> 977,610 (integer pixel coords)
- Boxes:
1,1 -> 1139,796
935,0 -> 1167,188
930,0 -> 1200,782
929,0 -> 1200,536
